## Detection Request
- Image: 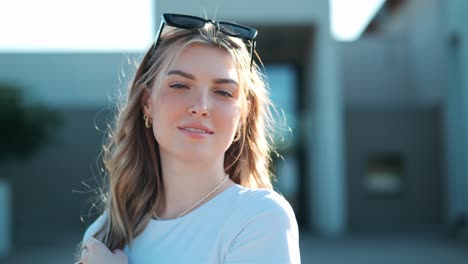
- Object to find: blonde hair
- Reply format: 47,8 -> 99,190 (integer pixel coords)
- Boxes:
76,24 -> 276,259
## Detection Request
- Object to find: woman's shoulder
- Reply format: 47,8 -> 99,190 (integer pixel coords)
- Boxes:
235,185 -> 291,206
230,184 -> 296,221
223,185 -> 300,262
82,210 -> 108,244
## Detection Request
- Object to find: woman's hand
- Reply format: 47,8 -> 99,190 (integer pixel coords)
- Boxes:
80,237 -> 128,264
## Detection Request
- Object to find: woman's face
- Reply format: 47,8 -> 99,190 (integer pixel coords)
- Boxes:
145,43 -> 242,163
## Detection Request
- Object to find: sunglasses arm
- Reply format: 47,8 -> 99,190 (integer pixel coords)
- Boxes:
153,21 -> 166,49
250,40 -> 256,70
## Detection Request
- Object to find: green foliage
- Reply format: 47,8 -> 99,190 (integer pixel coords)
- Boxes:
0,83 -> 62,161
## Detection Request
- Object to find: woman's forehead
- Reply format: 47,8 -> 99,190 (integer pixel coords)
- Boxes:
167,43 -> 239,82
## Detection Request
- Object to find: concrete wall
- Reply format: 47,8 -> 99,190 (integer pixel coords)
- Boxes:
340,0 -> 451,231
341,0 -> 456,232
445,0 -> 468,229
342,0 -> 446,109
341,36 -> 413,108
405,0 -> 446,105
0,53 -> 135,245
346,108 -> 444,231
155,0 -> 327,24
0,53 -> 138,108
1,108 -> 107,245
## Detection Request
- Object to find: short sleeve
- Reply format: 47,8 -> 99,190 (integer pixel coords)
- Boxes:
224,199 -> 301,264
82,211 -> 108,244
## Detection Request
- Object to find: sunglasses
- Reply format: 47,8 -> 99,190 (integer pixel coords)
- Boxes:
153,13 -> 258,67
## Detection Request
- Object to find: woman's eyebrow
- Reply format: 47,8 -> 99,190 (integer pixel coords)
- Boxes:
167,70 -> 239,87
213,78 -> 239,86
167,70 -> 195,80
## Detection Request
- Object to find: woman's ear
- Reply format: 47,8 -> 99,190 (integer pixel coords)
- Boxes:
141,87 -> 152,116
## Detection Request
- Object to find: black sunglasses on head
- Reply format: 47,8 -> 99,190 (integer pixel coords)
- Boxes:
153,13 -> 258,67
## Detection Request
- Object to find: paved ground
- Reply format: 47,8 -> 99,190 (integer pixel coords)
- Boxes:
299,231 -> 468,264
1,229 -> 467,263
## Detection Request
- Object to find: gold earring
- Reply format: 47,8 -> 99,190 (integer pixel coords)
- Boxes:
143,114 -> 151,128
233,127 -> 241,142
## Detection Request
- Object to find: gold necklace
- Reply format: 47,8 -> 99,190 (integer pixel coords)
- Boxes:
154,174 -> 229,220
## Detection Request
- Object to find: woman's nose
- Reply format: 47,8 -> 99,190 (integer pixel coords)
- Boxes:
188,93 -> 210,117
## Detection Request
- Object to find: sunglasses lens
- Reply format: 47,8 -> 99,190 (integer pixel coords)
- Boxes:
169,15 -> 205,28
219,23 -> 256,39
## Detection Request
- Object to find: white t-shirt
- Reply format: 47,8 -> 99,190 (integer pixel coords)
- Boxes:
82,184 -> 301,264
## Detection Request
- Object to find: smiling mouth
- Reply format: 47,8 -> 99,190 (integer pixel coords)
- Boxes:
180,127 -> 214,134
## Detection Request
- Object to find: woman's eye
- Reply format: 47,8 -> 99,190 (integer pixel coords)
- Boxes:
169,83 -> 188,89
215,89 -> 233,97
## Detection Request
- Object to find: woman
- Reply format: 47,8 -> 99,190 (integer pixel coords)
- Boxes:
77,13 -> 300,264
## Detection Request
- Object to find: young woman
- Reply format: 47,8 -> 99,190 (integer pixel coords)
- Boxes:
76,13 -> 300,264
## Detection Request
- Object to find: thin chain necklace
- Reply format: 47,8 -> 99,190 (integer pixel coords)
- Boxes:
154,174 -> 229,220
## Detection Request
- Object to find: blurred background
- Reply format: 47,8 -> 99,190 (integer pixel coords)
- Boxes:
1,0 -> 468,263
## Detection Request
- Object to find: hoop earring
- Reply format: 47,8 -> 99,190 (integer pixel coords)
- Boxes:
143,114 -> 152,128
233,128 -> 241,142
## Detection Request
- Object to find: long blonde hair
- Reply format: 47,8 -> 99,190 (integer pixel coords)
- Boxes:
76,23 -> 276,257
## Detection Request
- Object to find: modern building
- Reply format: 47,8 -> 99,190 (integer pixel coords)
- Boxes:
0,0 -> 467,260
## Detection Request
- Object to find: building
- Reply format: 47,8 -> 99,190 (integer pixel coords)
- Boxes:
0,0 -> 467,261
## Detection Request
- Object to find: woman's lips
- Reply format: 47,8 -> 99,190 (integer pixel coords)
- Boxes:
178,126 -> 214,139
180,127 -> 212,134
178,124 -> 214,134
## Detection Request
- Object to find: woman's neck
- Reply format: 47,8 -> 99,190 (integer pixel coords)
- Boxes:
156,154 -> 233,219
